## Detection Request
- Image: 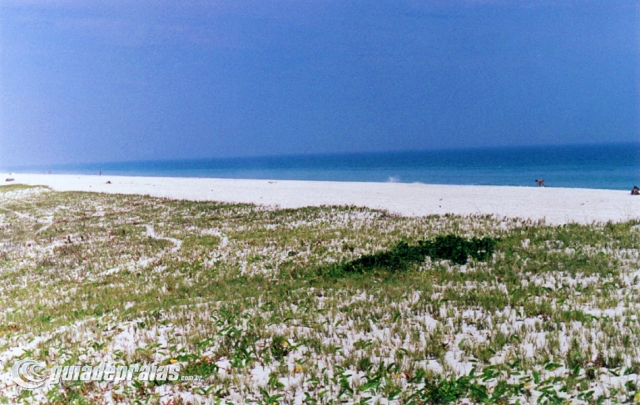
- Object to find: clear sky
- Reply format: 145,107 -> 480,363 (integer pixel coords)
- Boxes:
1,0 -> 638,166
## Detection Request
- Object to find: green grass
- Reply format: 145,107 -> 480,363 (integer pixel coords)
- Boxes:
0,187 -> 638,403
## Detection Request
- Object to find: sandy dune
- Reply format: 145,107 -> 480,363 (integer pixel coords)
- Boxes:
4,173 -> 639,225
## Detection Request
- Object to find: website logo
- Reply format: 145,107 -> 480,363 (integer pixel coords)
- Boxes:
11,360 -> 192,390
12,359 -> 47,389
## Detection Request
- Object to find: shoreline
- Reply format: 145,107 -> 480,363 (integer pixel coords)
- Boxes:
3,173 -> 639,225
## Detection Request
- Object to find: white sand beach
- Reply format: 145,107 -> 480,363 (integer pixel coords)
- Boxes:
4,173 -> 639,225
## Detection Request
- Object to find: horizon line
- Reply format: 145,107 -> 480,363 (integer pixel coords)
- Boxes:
5,140 -> 639,171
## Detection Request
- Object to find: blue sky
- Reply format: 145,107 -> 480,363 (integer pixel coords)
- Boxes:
1,0 -> 638,166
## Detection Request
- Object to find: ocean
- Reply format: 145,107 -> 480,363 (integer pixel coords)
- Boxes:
10,143 -> 640,191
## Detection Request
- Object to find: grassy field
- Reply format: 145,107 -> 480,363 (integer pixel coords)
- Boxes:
0,184 -> 639,404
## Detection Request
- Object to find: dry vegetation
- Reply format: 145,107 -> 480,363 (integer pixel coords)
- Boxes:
0,184 -> 639,404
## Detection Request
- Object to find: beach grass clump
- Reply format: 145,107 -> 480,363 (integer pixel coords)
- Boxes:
0,187 -> 639,403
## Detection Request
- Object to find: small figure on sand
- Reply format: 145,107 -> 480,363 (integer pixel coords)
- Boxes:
632,186 -> 639,195
535,179 -> 546,187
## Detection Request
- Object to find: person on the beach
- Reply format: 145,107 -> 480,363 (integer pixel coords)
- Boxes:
535,179 -> 545,187
632,186 -> 639,195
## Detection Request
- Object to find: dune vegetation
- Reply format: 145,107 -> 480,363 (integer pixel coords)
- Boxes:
0,184 -> 639,404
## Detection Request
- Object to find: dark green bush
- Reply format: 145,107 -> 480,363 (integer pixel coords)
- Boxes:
333,234 -> 497,275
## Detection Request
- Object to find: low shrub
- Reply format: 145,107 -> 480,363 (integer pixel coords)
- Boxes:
333,234 -> 497,275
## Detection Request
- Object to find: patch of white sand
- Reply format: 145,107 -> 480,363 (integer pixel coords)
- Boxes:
5,174 -> 640,225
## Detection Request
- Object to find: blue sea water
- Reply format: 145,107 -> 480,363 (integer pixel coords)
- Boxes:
10,143 -> 640,191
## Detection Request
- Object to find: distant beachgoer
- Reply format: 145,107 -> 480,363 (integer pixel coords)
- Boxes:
632,186 -> 639,195
535,179 -> 546,187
